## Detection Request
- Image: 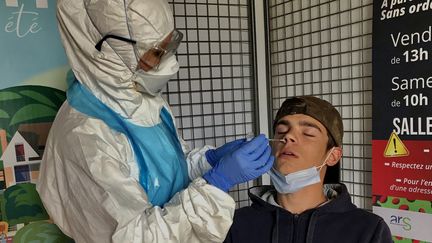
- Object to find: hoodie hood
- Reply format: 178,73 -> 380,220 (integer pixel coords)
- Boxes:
248,184 -> 357,214
227,183 -> 392,243
57,0 -> 176,124
247,184 -> 357,243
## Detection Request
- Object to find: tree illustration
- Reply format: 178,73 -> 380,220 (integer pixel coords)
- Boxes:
1,183 -> 48,225
0,85 -> 65,139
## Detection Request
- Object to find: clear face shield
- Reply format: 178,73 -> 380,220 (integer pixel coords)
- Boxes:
95,29 -> 183,72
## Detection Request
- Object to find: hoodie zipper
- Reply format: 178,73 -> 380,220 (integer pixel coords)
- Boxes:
290,214 -> 299,243
272,209 -> 279,243
306,211 -> 318,243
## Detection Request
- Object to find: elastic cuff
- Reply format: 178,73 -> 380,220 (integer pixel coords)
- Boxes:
204,149 -> 217,167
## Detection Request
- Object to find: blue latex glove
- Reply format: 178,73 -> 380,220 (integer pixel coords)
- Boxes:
203,134 -> 274,192
205,139 -> 246,167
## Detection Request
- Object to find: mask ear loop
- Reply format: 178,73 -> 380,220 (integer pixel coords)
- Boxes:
317,147 -> 335,171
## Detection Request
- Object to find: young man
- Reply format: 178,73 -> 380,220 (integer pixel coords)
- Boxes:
224,96 -> 393,243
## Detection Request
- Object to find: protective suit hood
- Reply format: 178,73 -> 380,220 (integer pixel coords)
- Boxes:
57,0 -> 177,123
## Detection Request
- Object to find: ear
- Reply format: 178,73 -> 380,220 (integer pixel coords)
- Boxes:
326,147 -> 342,166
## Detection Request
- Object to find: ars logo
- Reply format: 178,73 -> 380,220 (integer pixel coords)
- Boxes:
390,215 -> 412,231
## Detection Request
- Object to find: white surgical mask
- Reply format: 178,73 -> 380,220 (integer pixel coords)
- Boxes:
269,148 -> 335,194
133,56 -> 179,96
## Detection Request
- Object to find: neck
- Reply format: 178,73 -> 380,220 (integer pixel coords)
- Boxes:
276,183 -> 327,214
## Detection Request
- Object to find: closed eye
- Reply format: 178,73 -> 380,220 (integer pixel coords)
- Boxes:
276,131 -> 288,136
302,126 -> 320,137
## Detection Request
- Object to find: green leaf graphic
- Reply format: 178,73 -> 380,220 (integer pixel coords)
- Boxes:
2,183 -> 49,225
20,90 -> 56,108
0,109 -> 9,119
0,91 -> 22,101
14,221 -> 74,243
10,104 -> 57,126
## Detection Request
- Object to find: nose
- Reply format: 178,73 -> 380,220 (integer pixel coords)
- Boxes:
283,129 -> 297,144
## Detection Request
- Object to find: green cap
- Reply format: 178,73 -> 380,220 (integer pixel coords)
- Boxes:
273,96 -> 343,146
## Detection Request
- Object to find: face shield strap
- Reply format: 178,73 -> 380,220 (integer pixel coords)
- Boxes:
94,34 -> 137,51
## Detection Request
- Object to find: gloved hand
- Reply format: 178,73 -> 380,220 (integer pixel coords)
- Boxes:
205,139 -> 246,167
203,134 -> 274,192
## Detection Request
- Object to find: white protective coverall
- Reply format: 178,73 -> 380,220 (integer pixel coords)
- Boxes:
36,0 -> 235,242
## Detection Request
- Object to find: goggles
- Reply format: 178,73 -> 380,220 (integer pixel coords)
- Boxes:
95,29 -> 183,71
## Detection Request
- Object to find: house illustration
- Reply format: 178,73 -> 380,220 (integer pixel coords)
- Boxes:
0,123 -> 52,188
0,132 -> 40,188
17,123 -> 51,158
0,130 -> 7,188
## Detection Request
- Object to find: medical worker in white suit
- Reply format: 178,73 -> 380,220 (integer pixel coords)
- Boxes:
36,0 -> 274,242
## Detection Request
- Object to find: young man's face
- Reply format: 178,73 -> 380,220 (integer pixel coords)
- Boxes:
272,114 -> 331,175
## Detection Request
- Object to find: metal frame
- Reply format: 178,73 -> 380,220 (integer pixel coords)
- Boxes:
167,0 -> 260,208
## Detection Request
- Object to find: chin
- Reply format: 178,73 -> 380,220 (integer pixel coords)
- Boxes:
275,166 -> 292,175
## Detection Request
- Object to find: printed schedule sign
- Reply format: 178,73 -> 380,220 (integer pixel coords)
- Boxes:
372,0 -> 432,242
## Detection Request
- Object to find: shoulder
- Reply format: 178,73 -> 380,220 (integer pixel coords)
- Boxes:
47,102 -> 132,164
52,102 -> 127,143
335,206 -> 388,230
233,205 -> 258,221
232,204 -> 275,228
231,186 -> 279,225
344,209 -> 392,242
226,205 -> 276,243
348,206 -> 383,220
321,188 -> 386,228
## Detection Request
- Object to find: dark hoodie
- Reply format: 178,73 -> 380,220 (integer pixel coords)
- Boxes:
224,184 -> 393,243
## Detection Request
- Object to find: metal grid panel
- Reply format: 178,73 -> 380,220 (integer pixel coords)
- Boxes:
267,0 -> 373,210
167,0 -> 258,208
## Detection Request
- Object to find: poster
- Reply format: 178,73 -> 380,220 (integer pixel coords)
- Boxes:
0,0 -> 71,241
372,0 -> 432,242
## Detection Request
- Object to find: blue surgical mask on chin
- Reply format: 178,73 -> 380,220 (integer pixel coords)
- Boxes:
268,148 -> 335,194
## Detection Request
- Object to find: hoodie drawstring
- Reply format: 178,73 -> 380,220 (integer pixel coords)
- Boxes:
271,208 -> 279,243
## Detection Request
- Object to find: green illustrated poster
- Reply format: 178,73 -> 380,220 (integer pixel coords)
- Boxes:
1,0 -> 72,241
